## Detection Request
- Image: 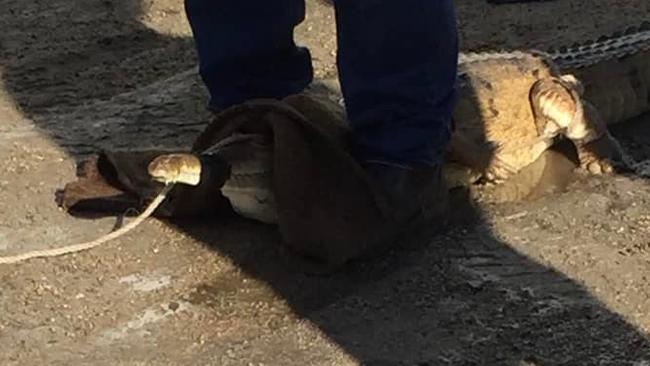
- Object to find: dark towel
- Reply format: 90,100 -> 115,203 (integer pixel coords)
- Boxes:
58,94 -> 401,266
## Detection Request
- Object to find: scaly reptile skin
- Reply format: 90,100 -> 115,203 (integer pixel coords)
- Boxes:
446,22 -> 650,186
149,23 -> 650,220
553,24 -> 650,126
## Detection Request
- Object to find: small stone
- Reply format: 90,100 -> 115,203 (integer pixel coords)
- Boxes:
168,301 -> 180,311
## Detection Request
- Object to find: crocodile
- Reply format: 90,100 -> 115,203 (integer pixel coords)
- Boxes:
8,22 -> 650,266
147,22 -> 650,222
447,22 -> 650,187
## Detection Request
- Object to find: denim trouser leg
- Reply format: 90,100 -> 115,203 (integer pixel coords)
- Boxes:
185,0 -> 458,165
184,0 -> 313,109
333,0 -> 458,166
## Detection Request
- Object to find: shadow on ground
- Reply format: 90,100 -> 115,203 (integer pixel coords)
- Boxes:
2,0 -> 650,364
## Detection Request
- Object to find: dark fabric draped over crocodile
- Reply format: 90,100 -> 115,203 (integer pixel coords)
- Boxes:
57,94 -> 414,266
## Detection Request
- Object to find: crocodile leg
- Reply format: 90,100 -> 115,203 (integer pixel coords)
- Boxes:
530,76 -> 625,174
571,103 -> 625,174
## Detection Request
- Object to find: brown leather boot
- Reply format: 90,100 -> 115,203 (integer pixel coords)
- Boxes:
363,162 -> 449,238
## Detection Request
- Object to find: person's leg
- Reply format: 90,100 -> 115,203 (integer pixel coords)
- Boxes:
333,0 -> 458,167
184,0 -> 313,110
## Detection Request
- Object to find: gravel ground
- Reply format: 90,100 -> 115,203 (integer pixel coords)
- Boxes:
1,0 -> 650,365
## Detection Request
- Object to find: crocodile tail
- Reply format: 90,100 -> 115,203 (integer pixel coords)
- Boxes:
548,21 -> 650,70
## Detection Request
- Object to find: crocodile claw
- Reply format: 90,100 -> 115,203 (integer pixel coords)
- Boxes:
584,159 -> 615,175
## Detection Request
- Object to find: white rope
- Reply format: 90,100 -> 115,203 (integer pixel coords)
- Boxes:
0,184 -> 174,264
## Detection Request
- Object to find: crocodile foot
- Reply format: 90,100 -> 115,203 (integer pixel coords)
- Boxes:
576,134 -> 626,175
483,155 -> 518,183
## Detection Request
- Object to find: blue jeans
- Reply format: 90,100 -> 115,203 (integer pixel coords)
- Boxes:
185,0 -> 458,166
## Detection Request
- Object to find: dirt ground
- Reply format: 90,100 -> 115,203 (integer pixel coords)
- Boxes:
2,0 -> 650,365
